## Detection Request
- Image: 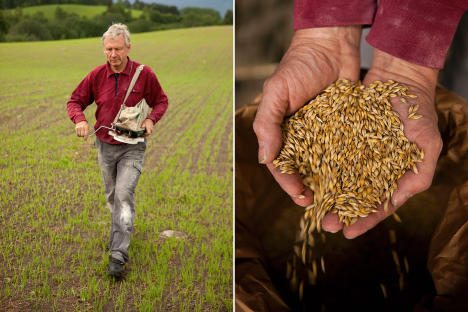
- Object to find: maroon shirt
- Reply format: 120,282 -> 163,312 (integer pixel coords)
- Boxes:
294,0 -> 467,69
67,58 -> 168,144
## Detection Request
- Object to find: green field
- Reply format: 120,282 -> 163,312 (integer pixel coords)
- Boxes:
6,4 -> 143,19
0,26 -> 232,311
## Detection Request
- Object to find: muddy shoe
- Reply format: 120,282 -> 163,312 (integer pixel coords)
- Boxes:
108,257 -> 125,278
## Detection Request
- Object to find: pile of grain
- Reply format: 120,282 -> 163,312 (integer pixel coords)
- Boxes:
274,79 -> 424,238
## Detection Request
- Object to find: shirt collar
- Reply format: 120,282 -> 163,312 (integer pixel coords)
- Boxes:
106,57 -> 133,78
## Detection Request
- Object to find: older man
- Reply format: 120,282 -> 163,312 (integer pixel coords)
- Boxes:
67,23 -> 168,277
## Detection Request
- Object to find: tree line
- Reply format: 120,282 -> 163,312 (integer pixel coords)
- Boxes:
1,0 -> 113,9
0,0 -> 233,42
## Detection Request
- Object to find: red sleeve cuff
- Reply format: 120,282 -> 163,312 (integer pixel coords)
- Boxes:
294,0 -> 377,29
366,0 -> 466,69
73,114 -> 87,124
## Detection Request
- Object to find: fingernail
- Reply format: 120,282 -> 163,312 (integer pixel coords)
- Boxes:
293,194 -> 306,199
392,193 -> 408,208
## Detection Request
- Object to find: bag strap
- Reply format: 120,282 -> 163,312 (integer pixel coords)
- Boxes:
123,64 -> 145,106
112,64 -> 145,127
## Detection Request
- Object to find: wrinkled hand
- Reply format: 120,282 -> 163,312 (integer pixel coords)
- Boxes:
322,49 -> 443,238
253,26 -> 362,206
75,120 -> 89,137
142,118 -> 154,137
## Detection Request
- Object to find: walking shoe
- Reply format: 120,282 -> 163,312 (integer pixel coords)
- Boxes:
108,257 -> 125,278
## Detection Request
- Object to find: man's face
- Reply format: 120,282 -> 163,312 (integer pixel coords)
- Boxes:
103,35 -> 130,71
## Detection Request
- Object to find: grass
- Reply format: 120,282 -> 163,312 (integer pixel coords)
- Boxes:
5,4 -> 143,20
0,26 -> 232,311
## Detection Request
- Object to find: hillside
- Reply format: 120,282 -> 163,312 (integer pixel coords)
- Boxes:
6,4 -> 143,19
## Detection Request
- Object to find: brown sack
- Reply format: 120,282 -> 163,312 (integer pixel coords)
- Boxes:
235,87 -> 468,311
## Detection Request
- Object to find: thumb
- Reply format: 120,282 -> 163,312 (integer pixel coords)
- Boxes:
253,78 -> 289,164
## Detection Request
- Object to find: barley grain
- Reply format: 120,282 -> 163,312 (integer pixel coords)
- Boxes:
320,256 -> 326,273
403,257 -> 410,273
392,249 -> 401,273
275,80 -> 422,235
280,80 -> 423,290
380,283 -> 388,299
392,213 -> 402,223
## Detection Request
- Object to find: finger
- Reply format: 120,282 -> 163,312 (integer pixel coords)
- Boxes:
342,204 -> 395,239
253,78 -> 289,164
391,137 -> 441,208
266,163 -> 313,206
321,213 -> 343,233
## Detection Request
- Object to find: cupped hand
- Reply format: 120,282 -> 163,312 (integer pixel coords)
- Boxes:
253,26 -> 362,206
322,49 -> 443,238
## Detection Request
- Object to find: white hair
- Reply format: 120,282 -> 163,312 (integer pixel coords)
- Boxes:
102,23 -> 131,47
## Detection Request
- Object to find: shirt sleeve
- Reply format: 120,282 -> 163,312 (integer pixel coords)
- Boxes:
294,0 -> 377,29
366,0 -> 467,69
144,69 -> 168,123
66,72 -> 95,124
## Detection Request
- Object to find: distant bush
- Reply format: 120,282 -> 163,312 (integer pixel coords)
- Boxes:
101,3 -> 131,23
146,9 -> 181,24
181,7 -> 222,27
5,12 -> 52,41
127,18 -> 153,33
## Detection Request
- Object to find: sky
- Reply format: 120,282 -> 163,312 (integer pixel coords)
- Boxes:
143,0 -> 232,15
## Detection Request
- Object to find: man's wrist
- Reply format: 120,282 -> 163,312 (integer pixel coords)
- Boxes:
291,26 -> 362,79
294,26 -> 362,50
75,120 -> 88,126
371,49 -> 439,89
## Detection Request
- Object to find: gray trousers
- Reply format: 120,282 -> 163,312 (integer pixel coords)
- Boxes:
96,138 -> 145,263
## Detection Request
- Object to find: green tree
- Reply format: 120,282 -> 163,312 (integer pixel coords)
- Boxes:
181,7 -> 222,27
100,3 -> 132,27
6,12 -> 52,41
132,0 -> 144,10
0,10 -> 7,41
127,17 -> 153,33
149,3 -> 179,15
54,6 -> 67,20
223,10 -> 232,25
147,9 -> 181,24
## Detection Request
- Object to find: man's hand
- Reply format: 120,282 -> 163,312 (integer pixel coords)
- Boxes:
142,119 -> 154,136
321,49 -> 443,238
75,120 -> 89,137
253,26 -> 362,206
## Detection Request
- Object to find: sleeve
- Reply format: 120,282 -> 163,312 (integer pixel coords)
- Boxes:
145,69 -> 169,123
366,0 -> 467,69
294,0 -> 377,29
66,72 -> 95,124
